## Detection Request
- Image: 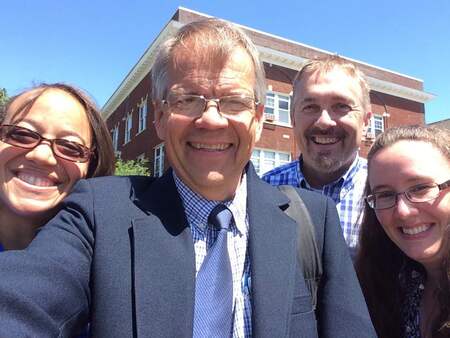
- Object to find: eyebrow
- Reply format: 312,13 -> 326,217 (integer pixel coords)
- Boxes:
371,177 -> 435,192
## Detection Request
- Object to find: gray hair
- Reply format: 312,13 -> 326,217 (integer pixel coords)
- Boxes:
151,18 -> 266,105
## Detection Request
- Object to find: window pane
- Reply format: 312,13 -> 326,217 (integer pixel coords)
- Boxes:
264,107 -> 274,115
278,153 -> 290,163
278,109 -> 289,124
278,100 -> 289,110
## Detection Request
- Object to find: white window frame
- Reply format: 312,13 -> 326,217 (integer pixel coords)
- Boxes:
124,112 -> 132,144
264,91 -> 291,126
138,98 -> 148,133
367,115 -> 384,139
251,148 -> 291,176
153,143 -> 165,177
111,125 -> 119,152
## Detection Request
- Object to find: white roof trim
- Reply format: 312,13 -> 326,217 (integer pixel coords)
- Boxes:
178,7 -> 423,82
102,21 -> 182,119
102,15 -> 434,119
259,46 -> 435,104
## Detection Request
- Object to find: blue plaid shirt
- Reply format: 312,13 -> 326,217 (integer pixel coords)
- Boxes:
262,155 -> 367,256
174,172 -> 252,338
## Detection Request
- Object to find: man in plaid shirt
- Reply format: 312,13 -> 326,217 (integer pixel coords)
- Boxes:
263,56 -> 372,259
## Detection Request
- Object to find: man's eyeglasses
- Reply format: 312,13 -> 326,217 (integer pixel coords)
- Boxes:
162,94 -> 258,118
0,124 -> 93,163
366,179 -> 450,210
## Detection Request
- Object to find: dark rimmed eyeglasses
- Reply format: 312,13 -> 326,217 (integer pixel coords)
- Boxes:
366,179 -> 450,210
162,94 -> 258,118
0,124 -> 93,163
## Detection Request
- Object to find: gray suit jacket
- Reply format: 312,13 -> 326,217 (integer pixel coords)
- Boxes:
0,165 -> 376,337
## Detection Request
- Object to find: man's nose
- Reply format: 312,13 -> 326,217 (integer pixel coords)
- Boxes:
315,109 -> 337,129
195,102 -> 228,129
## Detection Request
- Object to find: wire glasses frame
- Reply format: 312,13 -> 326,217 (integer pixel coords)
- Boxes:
366,179 -> 450,210
0,124 -> 93,163
161,94 -> 258,118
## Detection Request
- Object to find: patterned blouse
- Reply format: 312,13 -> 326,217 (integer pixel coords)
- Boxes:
399,261 -> 426,338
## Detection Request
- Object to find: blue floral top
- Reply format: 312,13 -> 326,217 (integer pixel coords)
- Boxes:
399,261 -> 426,338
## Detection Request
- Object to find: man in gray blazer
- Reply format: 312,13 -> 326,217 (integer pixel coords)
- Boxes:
0,18 -> 376,337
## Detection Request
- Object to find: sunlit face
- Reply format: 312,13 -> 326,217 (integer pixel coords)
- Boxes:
154,46 -> 264,200
369,140 -> 450,269
292,67 -> 370,178
0,89 -> 92,223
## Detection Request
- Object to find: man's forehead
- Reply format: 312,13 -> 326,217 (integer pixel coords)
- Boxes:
297,68 -> 363,100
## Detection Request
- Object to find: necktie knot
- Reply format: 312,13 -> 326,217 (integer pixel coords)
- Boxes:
208,204 -> 232,231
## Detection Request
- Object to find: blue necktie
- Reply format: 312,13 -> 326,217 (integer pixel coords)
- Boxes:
193,204 -> 234,338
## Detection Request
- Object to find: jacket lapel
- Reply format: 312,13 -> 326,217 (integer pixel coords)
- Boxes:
130,170 -> 195,338
246,166 -> 298,337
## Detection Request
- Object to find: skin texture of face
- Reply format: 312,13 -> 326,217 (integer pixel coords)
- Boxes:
292,67 -> 371,187
369,140 -> 450,272
0,88 -> 92,224
154,45 -> 264,201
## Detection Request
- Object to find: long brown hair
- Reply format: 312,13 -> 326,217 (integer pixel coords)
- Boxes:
355,125 -> 450,338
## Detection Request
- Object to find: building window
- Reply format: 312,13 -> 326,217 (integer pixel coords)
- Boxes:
251,148 -> 291,176
138,99 -> 147,133
153,143 -> 165,177
111,125 -> 119,152
124,113 -> 132,144
367,115 -> 384,138
264,92 -> 291,125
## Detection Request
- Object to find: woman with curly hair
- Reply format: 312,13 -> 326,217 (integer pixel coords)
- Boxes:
356,125 -> 450,338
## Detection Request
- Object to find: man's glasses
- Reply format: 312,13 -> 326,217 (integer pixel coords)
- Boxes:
0,124 -> 93,163
366,179 -> 450,210
162,94 -> 258,118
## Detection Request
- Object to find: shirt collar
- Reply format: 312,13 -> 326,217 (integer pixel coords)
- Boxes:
298,154 -> 363,191
173,171 -> 247,235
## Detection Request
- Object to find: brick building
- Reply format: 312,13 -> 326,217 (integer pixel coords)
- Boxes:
102,7 -> 434,177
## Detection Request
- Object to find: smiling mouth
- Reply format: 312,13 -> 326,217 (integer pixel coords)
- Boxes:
311,136 -> 340,145
16,172 -> 59,188
401,224 -> 431,236
189,142 -> 232,151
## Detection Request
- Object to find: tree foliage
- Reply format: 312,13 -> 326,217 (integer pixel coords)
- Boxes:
0,88 -> 8,106
115,158 -> 151,176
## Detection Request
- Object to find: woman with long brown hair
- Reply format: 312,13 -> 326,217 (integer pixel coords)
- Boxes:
356,125 -> 450,338
0,83 -> 115,249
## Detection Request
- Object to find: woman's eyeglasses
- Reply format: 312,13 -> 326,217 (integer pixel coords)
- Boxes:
366,180 -> 450,210
0,124 -> 93,163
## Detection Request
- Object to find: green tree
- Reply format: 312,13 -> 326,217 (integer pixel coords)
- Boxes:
115,158 -> 151,176
0,88 -> 8,106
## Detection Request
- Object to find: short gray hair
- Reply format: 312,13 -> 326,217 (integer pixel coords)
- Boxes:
293,55 -> 371,111
151,18 -> 266,105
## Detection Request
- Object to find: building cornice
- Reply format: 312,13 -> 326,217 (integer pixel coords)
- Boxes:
102,15 -> 434,119
258,46 -> 435,104
102,21 -> 182,119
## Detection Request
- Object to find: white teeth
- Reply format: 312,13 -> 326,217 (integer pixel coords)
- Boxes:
190,143 -> 230,151
312,136 -> 339,145
402,225 -> 431,235
17,173 -> 56,187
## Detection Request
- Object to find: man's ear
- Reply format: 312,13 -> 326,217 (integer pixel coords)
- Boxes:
153,100 -> 166,140
363,110 -> 372,127
254,103 -> 265,141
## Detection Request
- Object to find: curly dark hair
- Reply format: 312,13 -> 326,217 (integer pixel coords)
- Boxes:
355,125 -> 450,338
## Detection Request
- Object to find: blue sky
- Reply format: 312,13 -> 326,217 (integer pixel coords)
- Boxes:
1,0 -> 449,123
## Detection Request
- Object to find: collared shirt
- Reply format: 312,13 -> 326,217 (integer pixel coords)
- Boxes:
262,155 -> 367,254
399,261 -> 426,338
174,172 -> 251,338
